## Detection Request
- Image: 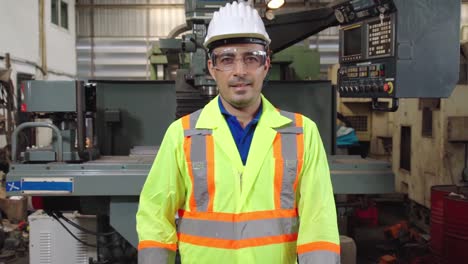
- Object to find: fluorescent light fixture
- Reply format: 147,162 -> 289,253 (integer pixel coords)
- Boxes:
266,0 -> 284,9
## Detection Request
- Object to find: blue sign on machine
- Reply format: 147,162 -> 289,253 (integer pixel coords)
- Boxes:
6,178 -> 74,194
6,181 -> 21,192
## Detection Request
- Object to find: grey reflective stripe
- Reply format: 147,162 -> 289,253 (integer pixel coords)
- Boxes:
189,109 -> 203,128
275,127 -> 303,134
178,217 -> 299,240
276,110 -> 302,209
184,109 -> 211,212
184,129 -> 212,137
279,110 -> 296,126
138,248 -> 176,264
298,250 -> 340,264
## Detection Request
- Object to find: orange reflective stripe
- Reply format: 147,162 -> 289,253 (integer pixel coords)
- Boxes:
206,135 -> 215,212
295,113 -> 303,127
293,114 -> 304,193
297,241 -> 340,255
178,233 -> 298,249
178,209 -> 298,222
182,115 -> 190,130
273,134 -> 283,209
138,240 -> 177,251
182,115 -> 197,212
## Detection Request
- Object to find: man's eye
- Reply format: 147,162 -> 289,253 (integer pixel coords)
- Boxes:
245,56 -> 260,64
219,57 -> 234,64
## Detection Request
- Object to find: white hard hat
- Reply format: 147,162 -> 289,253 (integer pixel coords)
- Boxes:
204,1 -> 271,50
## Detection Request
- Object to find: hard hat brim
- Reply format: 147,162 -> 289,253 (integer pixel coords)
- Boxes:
206,36 -> 269,51
204,33 -> 271,49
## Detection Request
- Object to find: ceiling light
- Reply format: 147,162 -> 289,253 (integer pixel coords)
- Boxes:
266,0 -> 284,9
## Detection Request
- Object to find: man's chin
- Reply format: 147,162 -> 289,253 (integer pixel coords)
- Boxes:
229,97 -> 255,108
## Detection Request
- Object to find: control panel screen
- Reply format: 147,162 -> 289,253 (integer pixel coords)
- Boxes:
343,26 -> 362,56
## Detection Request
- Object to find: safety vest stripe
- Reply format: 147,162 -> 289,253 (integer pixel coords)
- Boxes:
298,250 -> 340,263
273,134 -> 283,209
280,131 -> 298,209
138,247 -> 176,264
273,110 -> 302,209
183,110 -> 215,212
178,209 -> 298,222
206,135 -> 215,211
297,241 -> 341,254
138,240 -> 177,251
182,115 -> 190,130
182,129 -> 197,211
178,216 -> 298,240
190,134 -> 209,212
178,233 -> 298,249
294,113 -> 304,192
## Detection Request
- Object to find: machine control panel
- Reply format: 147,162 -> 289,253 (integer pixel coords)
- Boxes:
334,0 -> 396,100
333,0 -> 460,109
338,63 -> 395,97
338,13 -> 395,99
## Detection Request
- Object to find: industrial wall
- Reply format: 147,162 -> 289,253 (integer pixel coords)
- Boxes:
0,0 -> 77,148
0,0 -> 77,80
335,83 -> 468,210
0,0 -> 40,80
393,85 -> 468,208
47,0 -> 77,78
76,0 -> 186,80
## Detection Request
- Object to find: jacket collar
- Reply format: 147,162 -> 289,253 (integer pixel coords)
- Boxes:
195,94 -> 292,129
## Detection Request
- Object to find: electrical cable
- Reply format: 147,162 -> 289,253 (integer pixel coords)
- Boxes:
47,211 -> 120,248
54,211 -> 116,236
49,213 -> 99,248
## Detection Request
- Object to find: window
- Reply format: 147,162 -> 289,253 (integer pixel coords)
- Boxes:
60,1 -> 68,29
400,126 -> 411,171
51,0 -> 68,30
421,107 -> 433,137
419,98 -> 440,138
51,0 -> 59,25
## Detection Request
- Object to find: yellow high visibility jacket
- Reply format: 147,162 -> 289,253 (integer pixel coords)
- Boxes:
136,95 -> 340,264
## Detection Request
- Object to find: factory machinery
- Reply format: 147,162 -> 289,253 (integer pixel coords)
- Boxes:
6,0 -> 460,263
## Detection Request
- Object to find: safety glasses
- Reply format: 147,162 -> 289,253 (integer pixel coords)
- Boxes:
210,48 -> 267,72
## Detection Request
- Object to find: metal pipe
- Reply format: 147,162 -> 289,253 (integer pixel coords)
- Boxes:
39,0 -> 47,75
12,122 -> 63,162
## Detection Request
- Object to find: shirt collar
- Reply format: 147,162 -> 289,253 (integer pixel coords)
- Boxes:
218,97 -> 262,124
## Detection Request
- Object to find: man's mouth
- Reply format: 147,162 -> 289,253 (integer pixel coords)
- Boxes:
230,83 -> 250,88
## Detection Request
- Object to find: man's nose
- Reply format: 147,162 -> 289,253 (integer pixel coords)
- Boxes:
232,59 -> 247,75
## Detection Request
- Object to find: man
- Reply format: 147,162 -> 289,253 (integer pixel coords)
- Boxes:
136,1 -> 340,263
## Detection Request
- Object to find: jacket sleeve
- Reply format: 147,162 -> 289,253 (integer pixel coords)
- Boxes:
296,118 -> 340,264
136,121 -> 186,264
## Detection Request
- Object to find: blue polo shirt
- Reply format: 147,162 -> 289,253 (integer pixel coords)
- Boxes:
219,97 -> 262,165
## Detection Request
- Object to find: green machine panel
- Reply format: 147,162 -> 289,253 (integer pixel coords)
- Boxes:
95,81 -> 177,155
23,81 -> 77,112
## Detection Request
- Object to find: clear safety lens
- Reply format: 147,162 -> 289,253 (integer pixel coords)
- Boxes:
211,48 -> 267,71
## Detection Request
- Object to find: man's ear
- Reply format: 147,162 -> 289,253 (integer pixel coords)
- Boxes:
264,56 -> 271,71
262,56 -> 271,75
207,59 -> 216,81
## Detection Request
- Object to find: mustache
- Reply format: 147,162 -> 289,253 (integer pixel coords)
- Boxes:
228,77 -> 253,86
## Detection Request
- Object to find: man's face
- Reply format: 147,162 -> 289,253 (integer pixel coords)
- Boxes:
208,43 -> 270,109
